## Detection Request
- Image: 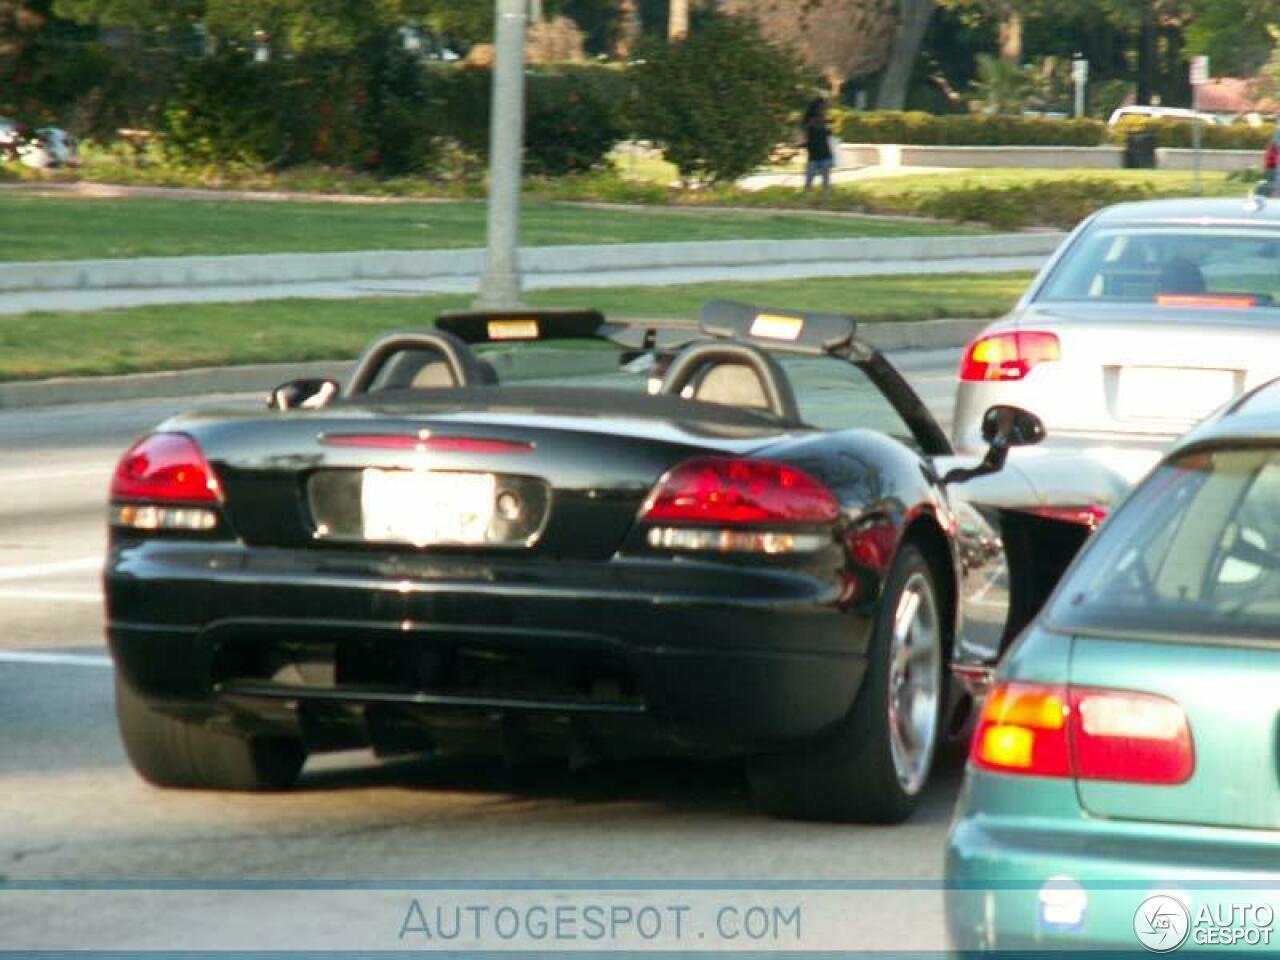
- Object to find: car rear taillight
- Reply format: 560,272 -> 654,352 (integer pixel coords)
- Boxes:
972,682 -> 1071,776
958,331 -> 1061,382
640,457 -> 838,555
972,682 -> 1193,785
110,433 -> 221,532
642,457 -> 838,525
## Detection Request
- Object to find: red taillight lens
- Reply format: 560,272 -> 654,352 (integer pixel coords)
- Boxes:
1071,688 -> 1194,784
641,457 -> 839,525
972,682 -> 1193,785
111,433 -> 220,503
958,331 -> 1061,382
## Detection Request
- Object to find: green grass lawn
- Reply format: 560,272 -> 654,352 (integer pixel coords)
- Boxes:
0,193 -> 973,262
0,272 -> 1031,381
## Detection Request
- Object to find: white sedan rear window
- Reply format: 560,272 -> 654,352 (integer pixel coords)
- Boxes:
1038,227 -> 1280,308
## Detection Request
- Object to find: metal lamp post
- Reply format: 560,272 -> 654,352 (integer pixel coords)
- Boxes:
475,0 -> 528,309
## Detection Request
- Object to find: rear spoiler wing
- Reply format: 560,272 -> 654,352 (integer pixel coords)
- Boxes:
435,301 -> 877,362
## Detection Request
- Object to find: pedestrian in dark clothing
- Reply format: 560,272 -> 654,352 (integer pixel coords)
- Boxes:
803,97 -> 834,195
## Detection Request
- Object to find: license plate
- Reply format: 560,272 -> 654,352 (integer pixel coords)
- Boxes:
361,470 -> 495,546
1115,367 -> 1237,421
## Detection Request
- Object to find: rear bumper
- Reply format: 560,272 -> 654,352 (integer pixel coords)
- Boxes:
945,772 -> 1280,950
107,541 -> 871,755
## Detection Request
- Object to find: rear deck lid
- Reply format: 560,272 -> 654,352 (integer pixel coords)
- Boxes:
175,392 -> 795,559
1045,446 -> 1280,831
1013,305 -> 1278,435
1069,636 -> 1280,831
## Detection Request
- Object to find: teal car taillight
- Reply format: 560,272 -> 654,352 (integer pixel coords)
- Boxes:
972,682 -> 1194,785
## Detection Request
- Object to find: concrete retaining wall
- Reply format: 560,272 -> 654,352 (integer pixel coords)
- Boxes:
842,143 -> 1260,172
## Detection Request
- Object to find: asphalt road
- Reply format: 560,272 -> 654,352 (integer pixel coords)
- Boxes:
0,351 -> 962,948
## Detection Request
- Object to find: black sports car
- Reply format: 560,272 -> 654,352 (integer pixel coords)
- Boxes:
105,302 -> 1126,822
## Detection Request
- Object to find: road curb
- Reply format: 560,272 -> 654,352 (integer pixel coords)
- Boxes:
0,234 -> 1062,294
0,317 -> 986,411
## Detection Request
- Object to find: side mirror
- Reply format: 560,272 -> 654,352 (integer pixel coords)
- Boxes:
943,405 -> 1044,485
980,403 -> 1045,448
267,378 -> 340,411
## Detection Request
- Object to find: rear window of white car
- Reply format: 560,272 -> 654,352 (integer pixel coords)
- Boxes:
1037,227 -> 1280,308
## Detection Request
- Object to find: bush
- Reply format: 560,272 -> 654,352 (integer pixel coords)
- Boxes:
630,15 -> 808,185
839,111 -> 1107,146
161,54 -> 291,169
525,73 -> 624,176
430,65 -> 627,177
161,41 -> 438,174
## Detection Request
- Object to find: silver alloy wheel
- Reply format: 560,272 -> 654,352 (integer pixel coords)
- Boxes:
887,570 -> 941,796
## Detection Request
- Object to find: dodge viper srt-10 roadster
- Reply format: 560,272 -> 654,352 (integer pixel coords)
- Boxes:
105,302 -> 1129,822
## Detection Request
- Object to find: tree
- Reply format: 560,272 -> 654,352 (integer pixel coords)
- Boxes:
1,0 -> 53,113
668,0 -> 689,38
879,0 -> 935,108
726,0 -> 897,95
631,13 -> 806,184
1185,0 -> 1280,77
613,0 -> 640,57
1099,0 -> 1192,104
53,0 -> 496,51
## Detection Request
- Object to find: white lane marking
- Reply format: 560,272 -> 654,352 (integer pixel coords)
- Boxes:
0,466 -> 110,484
0,588 -> 102,603
0,650 -> 112,668
0,557 -> 102,581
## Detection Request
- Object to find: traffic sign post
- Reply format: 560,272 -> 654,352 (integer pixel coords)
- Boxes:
1071,58 -> 1088,119
1190,55 -> 1210,194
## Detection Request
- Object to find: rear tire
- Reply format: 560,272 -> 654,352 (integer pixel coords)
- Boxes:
749,544 -> 945,823
115,675 -> 305,791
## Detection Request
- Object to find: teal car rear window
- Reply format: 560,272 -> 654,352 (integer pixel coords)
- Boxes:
1048,447 -> 1280,640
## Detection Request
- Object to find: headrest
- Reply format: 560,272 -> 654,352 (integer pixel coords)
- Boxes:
658,341 -> 800,422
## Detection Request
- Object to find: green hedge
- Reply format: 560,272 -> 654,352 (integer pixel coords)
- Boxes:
839,111 -> 1107,146
875,178 -> 1154,230
840,110 -> 1274,152
1107,116 -> 1272,150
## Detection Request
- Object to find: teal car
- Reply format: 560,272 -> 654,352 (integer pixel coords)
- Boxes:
947,378 -> 1280,951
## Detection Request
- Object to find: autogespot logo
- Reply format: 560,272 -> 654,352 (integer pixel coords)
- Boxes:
1134,895 -> 1191,953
